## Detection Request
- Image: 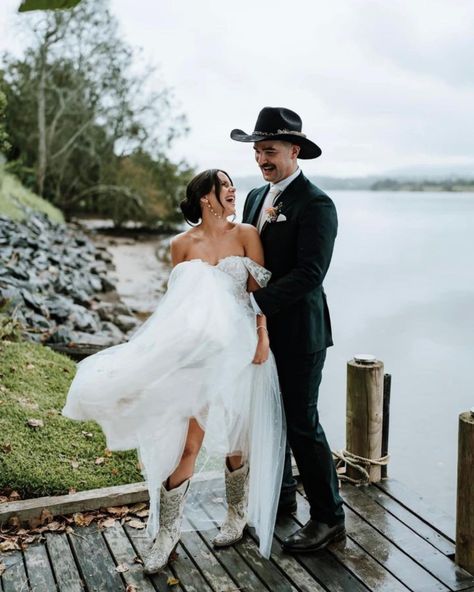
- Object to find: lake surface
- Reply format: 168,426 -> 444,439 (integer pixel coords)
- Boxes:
235,188 -> 474,517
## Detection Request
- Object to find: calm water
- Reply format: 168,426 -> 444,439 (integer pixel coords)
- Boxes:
236,188 -> 474,517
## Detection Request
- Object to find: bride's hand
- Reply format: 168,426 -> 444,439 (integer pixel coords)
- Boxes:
252,332 -> 270,364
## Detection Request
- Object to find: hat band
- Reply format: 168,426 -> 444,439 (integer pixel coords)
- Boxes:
252,128 -> 307,138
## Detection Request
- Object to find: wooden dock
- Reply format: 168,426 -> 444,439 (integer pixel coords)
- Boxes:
1,479 -> 473,592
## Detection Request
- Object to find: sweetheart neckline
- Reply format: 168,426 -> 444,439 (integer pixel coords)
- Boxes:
187,255 -> 247,267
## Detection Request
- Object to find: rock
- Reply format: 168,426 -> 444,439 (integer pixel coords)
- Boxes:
100,321 -> 126,344
0,210 -> 133,347
114,314 -> 140,332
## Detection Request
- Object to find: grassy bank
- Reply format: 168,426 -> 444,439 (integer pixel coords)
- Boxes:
0,170 -> 64,223
0,341 -> 142,498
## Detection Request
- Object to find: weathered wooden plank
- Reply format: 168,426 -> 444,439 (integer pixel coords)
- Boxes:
172,542 -> 214,592
123,523 -> 185,592
180,527 -> 238,592
274,515 -> 369,592
344,504 -> 449,592
191,504 -> 270,592
342,485 -> 474,591
0,472 -> 222,529
0,551 -> 29,592
294,495 -> 410,592
68,525 -> 123,591
0,482 -> 149,529
360,483 -> 455,556
23,543 -> 57,591
202,499 -> 299,592
245,531 -> 327,592
376,479 -> 456,541
102,522 -> 155,592
45,533 -> 83,592
234,533 -> 298,592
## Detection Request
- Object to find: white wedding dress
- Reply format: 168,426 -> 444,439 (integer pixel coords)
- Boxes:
62,256 -> 285,558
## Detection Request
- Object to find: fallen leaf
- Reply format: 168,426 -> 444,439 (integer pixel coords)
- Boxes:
167,576 -> 180,586
26,363 -> 35,370
101,517 -> 116,528
133,556 -> 143,565
70,461 -> 79,469
26,418 -> 44,428
9,491 -> 20,501
68,487 -> 77,494
0,540 -> 19,552
47,521 -> 63,532
104,448 -> 112,457
135,509 -> 149,518
1,443 -> 12,453
129,502 -> 147,514
125,585 -> 138,592
40,509 -> 53,525
81,431 -> 93,438
106,506 -> 129,517
115,562 -> 129,573
127,519 -> 145,530
95,457 -> 105,465
8,516 -> 20,529
110,468 -> 119,476
73,513 -> 88,527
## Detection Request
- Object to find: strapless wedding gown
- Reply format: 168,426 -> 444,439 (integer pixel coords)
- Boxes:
62,256 -> 285,557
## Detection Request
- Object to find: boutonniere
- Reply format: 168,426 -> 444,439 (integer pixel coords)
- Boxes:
264,202 -> 283,223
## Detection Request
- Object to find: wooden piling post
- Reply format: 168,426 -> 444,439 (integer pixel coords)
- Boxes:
381,373 -> 392,479
346,355 -> 384,483
456,409 -> 474,572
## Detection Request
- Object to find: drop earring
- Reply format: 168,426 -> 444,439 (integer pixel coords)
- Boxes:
206,201 -> 223,219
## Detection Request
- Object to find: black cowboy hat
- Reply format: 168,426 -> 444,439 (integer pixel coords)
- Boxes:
230,106 -> 321,159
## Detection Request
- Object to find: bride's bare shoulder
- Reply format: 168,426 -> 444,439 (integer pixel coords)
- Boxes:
171,230 -> 198,264
235,223 -> 260,246
235,223 -> 259,237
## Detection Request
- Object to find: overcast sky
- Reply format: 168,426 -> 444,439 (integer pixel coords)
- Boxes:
1,0 -> 473,178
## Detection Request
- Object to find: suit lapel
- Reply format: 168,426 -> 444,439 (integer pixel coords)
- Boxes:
247,186 -> 269,226
261,172 -> 305,235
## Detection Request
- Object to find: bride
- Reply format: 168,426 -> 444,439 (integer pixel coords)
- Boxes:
62,169 -> 285,573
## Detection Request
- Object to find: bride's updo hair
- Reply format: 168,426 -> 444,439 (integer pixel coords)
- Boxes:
180,169 -> 233,225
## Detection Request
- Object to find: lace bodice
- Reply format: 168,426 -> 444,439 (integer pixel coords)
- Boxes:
191,255 -> 271,309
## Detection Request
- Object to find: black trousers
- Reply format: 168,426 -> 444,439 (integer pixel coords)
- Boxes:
274,348 -> 345,526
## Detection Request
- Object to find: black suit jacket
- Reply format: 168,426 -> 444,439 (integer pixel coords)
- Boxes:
243,172 -> 337,355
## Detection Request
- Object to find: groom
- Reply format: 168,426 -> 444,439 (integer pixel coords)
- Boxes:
231,107 -> 345,551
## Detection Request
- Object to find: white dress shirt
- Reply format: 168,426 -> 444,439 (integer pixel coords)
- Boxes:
251,167 -> 301,315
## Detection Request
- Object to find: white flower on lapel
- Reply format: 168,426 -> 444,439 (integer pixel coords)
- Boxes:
275,213 -> 287,222
264,202 -> 283,223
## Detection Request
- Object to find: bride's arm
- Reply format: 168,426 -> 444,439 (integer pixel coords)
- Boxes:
240,224 -> 265,293
239,225 -> 270,364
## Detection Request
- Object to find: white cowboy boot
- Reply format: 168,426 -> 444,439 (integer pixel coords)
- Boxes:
143,478 -> 190,574
212,463 -> 249,547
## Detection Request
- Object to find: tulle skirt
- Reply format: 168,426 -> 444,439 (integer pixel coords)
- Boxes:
62,259 -> 285,557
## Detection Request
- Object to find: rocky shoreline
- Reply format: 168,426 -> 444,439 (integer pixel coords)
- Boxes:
0,212 -> 142,347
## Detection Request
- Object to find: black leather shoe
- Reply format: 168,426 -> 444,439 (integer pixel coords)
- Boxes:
282,519 -> 346,552
277,497 -> 297,516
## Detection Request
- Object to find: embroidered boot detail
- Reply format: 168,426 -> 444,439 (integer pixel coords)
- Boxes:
143,479 -> 190,574
212,463 -> 249,547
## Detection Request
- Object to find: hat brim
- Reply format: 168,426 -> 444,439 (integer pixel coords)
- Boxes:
230,129 -> 321,159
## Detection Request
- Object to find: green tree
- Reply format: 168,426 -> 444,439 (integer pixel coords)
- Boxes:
0,89 -> 9,155
2,0 -> 189,223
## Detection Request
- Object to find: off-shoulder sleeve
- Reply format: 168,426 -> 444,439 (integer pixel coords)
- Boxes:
243,257 -> 271,287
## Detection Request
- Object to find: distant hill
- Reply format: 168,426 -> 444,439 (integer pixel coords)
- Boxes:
234,175 -> 378,192
235,172 -> 474,193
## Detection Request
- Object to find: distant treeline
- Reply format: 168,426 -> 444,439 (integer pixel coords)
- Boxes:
371,178 -> 474,192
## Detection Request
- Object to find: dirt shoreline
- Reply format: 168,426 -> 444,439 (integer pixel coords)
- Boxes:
95,234 -> 172,319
